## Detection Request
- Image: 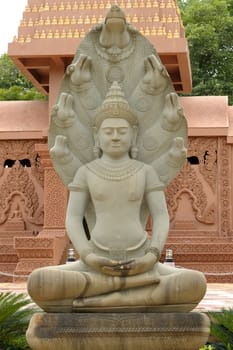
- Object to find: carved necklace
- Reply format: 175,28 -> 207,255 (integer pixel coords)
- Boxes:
86,159 -> 144,181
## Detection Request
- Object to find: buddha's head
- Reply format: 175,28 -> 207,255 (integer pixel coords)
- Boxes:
93,82 -> 138,159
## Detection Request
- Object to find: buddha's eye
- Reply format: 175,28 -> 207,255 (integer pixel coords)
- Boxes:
118,128 -> 127,135
103,128 -> 113,135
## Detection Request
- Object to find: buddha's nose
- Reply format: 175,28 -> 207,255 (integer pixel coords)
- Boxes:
112,130 -> 120,140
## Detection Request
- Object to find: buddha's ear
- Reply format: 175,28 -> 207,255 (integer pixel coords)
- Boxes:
92,126 -> 99,144
93,126 -> 98,137
131,125 -> 139,159
132,125 -> 138,143
92,126 -> 101,158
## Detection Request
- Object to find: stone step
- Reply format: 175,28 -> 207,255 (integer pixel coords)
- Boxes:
164,242 -> 233,257
0,263 -> 17,282
0,243 -> 18,263
0,231 -> 34,238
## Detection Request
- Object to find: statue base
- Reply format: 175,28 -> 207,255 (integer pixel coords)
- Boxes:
26,312 -> 210,350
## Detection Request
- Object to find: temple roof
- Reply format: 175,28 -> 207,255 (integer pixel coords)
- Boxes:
8,0 -> 191,95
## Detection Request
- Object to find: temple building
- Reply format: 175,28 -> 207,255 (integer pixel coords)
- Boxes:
0,0 -> 232,282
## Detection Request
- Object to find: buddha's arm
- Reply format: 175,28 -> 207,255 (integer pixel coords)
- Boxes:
66,190 -> 119,272
66,190 -> 92,256
146,190 -> 169,254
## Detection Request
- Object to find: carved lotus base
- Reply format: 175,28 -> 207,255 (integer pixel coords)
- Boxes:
26,312 -> 210,350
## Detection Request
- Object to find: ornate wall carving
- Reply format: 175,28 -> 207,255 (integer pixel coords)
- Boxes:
43,167 -> 67,228
16,260 -> 54,271
219,137 -> 232,238
0,140 -> 45,232
188,137 -> 217,193
15,237 -> 54,248
163,136 -> 233,282
165,137 -> 218,227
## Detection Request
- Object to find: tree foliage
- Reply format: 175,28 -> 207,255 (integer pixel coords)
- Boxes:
178,0 -> 233,105
0,54 -> 45,101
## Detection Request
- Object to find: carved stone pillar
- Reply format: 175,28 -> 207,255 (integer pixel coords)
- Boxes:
34,144 -> 69,265
36,144 -> 68,234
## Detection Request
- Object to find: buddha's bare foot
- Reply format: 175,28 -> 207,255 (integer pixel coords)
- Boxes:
36,298 -> 74,313
73,284 -> 158,309
73,268 -> 206,310
73,290 -> 132,308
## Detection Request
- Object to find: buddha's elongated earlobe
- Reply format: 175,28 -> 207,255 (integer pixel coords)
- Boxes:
93,126 -> 101,158
93,142 -> 101,158
130,125 -> 138,159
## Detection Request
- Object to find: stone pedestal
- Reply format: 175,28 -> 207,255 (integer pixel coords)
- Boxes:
26,312 -> 210,350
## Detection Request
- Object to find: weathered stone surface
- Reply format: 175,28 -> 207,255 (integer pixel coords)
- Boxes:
26,312 -> 210,350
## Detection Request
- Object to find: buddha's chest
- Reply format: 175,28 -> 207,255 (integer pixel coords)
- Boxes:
87,171 -> 146,203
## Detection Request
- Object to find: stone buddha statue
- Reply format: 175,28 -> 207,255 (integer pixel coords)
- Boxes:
26,7 -> 210,350
27,82 -> 206,313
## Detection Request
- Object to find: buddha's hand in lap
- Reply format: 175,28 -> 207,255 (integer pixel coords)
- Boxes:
83,252 -> 120,273
102,252 -> 158,277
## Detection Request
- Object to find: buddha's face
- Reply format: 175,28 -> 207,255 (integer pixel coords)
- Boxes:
98,118 -> 132,158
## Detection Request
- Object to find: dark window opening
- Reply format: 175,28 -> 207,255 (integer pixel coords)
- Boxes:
20,159 -> 31,167
187,156 -> 199,165
4,159 -> 16,168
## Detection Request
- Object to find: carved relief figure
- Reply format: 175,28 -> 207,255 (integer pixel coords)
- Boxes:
0,140 -> 44,232
27,6 -> 206,312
